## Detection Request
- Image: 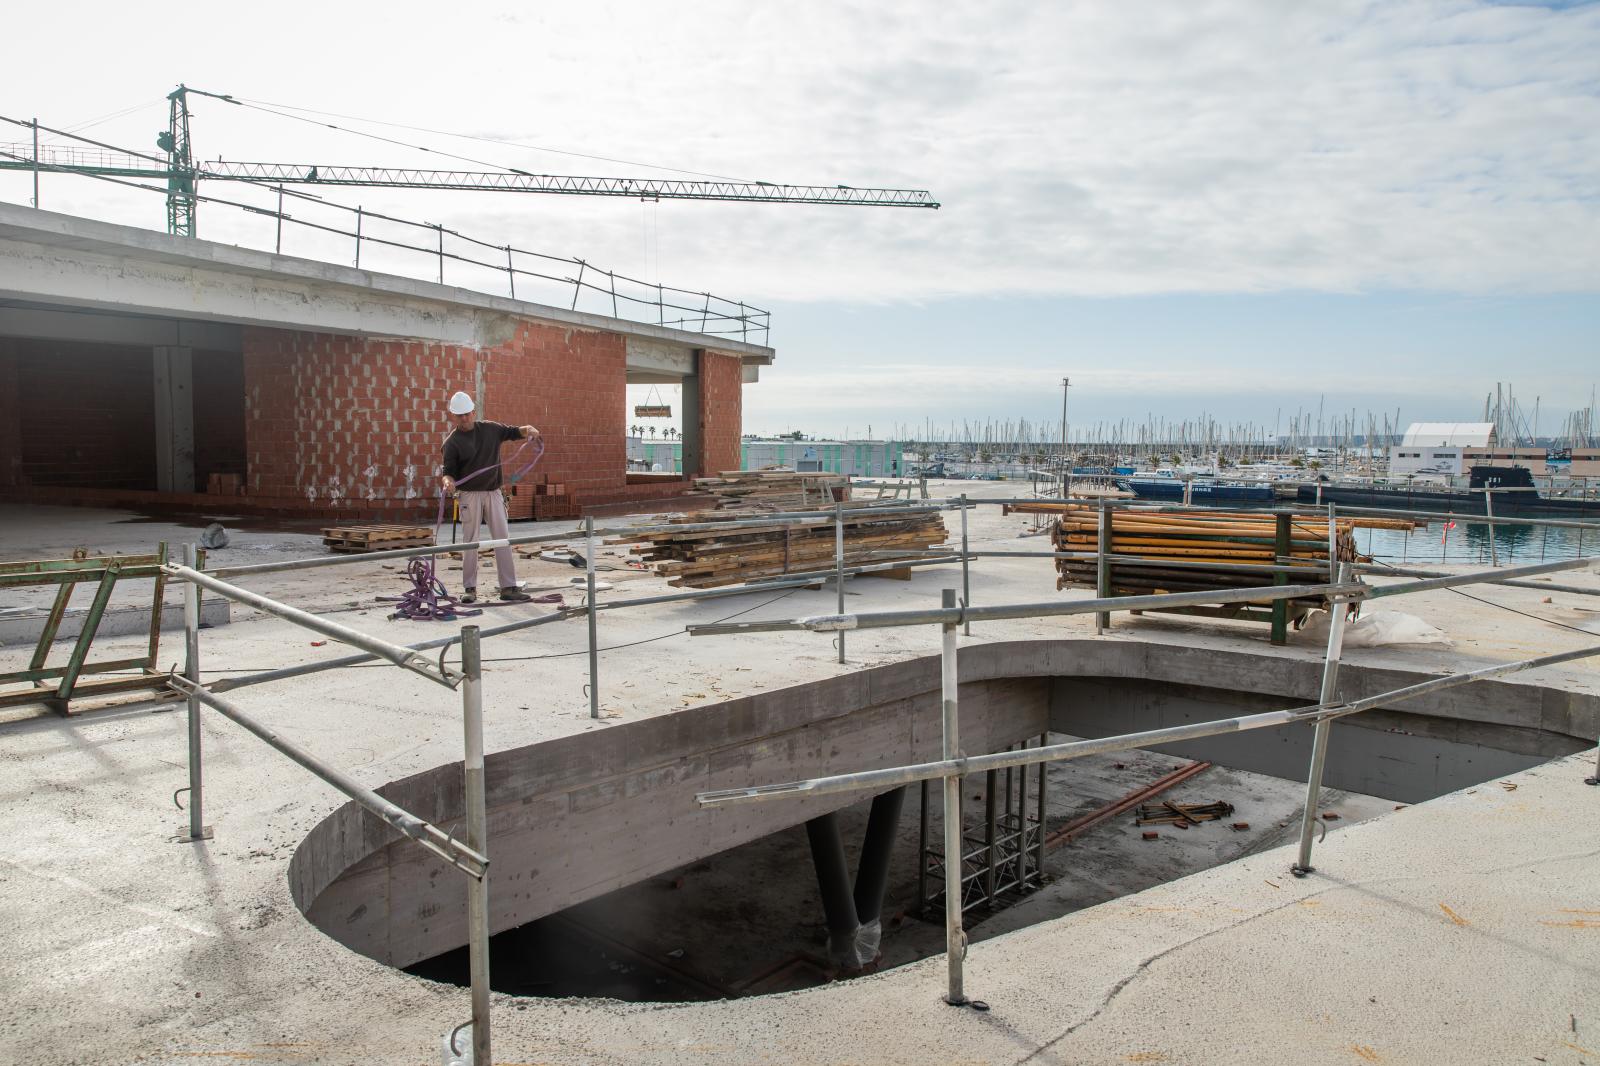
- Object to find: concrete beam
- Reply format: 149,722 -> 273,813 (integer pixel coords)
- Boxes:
625,337 -> 694,380
0,304 -> 240,350
0,203 -> 776,361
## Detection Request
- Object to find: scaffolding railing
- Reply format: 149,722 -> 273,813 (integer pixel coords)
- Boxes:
159,549 -> 495,1064
687,555 -> 1600,1007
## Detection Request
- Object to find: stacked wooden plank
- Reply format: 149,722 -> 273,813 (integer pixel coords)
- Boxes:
1050,506 -> 1411,606
322,524 -> 435,554
616,505 -> 947,588
693,468 -> 850,511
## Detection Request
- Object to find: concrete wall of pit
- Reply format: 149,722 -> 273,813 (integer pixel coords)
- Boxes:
288,639 -> 1599,971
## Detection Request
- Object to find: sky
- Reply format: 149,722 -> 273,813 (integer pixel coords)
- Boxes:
2,1 -> 1596,441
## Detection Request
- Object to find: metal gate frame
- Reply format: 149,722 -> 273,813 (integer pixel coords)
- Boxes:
0,544 -> 177,713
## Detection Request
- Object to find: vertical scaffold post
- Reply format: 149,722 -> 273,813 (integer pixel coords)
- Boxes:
1035,730 -> 1048,879
1292,560 -> 1351,877
461,625 -> 492,1066
940,588 -> 967,1006
1270,513 -> 1292,646
960,494 -> 972,636
175,543 -> 211,843
354,205 -> 363,268
1095,499 -> 1111,633
586,516 -> 600,720
835,503 -> 847,663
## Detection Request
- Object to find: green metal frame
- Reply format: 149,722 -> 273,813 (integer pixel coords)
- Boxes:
0,545 -> 179,713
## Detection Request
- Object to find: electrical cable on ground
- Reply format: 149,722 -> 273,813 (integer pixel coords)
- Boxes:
1366,556 -> 1596,638
479,586 -> 802,665
170,582 -> 803,678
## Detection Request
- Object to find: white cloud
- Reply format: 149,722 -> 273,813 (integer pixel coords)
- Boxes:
3,1 -> 1597,308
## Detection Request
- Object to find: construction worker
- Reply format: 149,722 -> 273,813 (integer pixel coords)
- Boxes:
440,390 -> 540,603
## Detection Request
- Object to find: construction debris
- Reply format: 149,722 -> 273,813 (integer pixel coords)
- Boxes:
1046,760 -> 1211,849
614,505 -> 947,588
693,468 -> 849,511
1134,800 -> 1236,826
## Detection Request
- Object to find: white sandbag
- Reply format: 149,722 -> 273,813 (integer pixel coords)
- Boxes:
1298,608 -> 1451,648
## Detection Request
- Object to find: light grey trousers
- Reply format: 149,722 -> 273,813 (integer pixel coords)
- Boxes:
457,489 -> 515,591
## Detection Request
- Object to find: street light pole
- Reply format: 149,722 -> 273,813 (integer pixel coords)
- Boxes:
1059,377 -> 1071,497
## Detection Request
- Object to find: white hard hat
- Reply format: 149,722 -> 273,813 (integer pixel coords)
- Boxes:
448,391 -> 475,415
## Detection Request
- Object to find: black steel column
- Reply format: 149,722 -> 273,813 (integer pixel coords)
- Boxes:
852,786 -> 906,925
805,811 -> 860,965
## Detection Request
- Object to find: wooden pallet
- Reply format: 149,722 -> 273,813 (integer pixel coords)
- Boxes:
322,524 -> 435,554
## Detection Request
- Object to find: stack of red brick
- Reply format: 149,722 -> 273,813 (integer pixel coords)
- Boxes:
507,476 -> 577,521
207,472 -> 244,495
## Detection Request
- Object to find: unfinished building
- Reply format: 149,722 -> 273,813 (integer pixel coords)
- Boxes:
0,202 -> 771,519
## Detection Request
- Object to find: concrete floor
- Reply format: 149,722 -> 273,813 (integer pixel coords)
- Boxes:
2,486 -> 1599,1064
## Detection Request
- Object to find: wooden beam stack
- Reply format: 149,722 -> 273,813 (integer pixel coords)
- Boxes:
1050,506 -> 1410,605
615,505 -> 947,588
692,468 -> 850,511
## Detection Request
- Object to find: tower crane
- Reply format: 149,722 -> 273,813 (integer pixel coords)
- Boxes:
2,85 -> 940,237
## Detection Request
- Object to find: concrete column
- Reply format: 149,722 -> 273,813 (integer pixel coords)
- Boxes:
679,363 -> 702,477
153,346 -> 195,493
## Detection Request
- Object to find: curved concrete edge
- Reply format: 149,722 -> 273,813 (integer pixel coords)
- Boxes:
290,637 -> 1600,970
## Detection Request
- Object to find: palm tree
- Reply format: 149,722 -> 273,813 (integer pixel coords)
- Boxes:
648,426 -> 658,440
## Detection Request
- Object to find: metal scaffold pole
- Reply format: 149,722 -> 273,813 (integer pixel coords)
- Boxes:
835,503 -> 847,663
960,494 -> 971,636
174,543 -> 211,843
460,626 -> 492,1066
586,516 -> 600,719
939,588 -> 967,1005
1293,557 -> 1351,877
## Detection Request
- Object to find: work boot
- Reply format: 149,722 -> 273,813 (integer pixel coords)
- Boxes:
460,588 -> 477,604
499,586 -> 532,602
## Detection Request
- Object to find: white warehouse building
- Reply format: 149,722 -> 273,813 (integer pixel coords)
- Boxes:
1389,423 -> 1547,477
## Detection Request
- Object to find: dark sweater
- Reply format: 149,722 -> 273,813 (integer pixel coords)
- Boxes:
442,421 -> 522,491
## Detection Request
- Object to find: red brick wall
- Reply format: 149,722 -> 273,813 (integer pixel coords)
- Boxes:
483,320 -> 627,497
10,339 -> 155,488
241,319 -> 628,515
697,349 -> 744,476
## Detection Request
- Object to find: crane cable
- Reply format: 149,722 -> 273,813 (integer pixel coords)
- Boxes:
221,93 -> 759,184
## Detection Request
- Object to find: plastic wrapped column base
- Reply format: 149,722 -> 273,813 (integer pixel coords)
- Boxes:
828,917 -> 882,970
